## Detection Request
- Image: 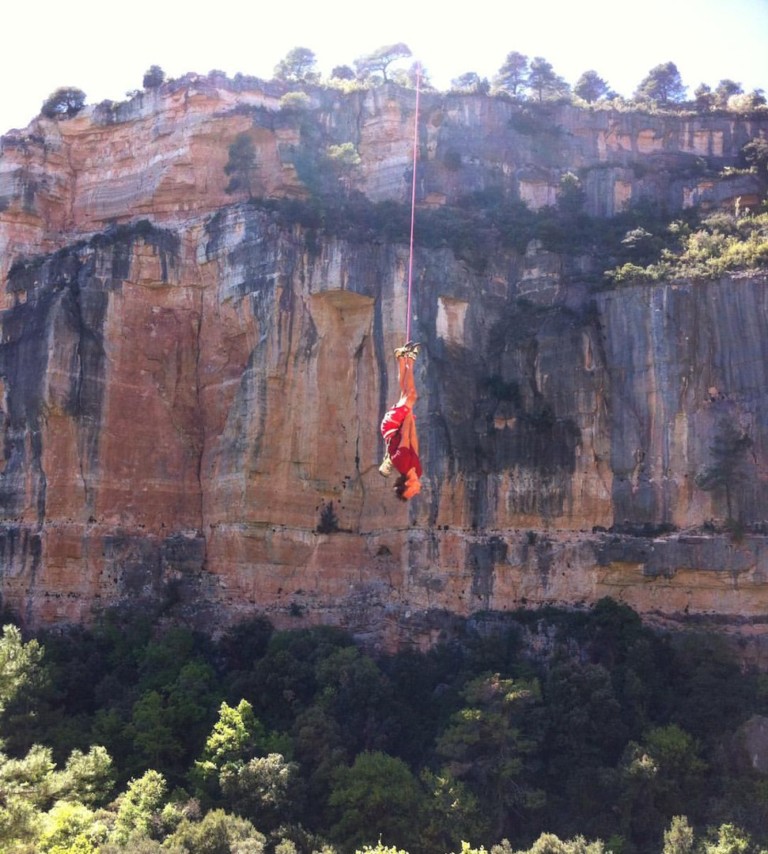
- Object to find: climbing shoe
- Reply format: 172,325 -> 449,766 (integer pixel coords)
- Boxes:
394,342 -> 420,360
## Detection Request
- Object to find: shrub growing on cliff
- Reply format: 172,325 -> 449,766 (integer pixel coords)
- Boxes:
142,65 -> 165,89
679,213 -> 768,274
330,65 -> 356,82
279,91 -> 311,111
224,132 -> 259,198
316,501 -> 340,534
743,137 -> 768,185
274,47 -> 319,84
606,211 -> 768,284
732,91 -> 768,112
325,143 -> 362,191
451,73 -> 491,95
41,87 -> 86,119
695,419 -> 753,523
714,79 -> 743,109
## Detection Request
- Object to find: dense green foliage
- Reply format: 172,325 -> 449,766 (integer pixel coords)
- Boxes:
606,211 -> 768,284
2,599 -> 768,853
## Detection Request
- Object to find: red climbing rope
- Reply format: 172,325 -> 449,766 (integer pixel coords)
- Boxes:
405,64 -> 421,344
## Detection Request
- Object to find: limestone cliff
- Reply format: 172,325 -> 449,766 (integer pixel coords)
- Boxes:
1,75 -> 767,657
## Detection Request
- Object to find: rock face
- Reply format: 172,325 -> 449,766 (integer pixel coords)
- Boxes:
1,75 -> 768,656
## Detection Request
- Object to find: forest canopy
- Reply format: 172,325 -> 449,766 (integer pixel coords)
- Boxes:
1,600 -> 768,853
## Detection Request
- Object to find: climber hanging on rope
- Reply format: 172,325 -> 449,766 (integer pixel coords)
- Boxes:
379,342 -> 422,501
377,65 -> 423,502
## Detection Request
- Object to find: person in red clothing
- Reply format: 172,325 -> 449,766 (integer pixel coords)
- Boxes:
379,342 -> 422,501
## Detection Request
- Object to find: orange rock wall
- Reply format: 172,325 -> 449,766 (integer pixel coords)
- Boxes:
1,77 -> 768,657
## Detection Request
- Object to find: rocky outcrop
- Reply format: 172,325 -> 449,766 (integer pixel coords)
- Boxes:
1,76 -> 767,656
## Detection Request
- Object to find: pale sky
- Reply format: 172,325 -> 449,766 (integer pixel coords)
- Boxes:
1,0 -> 766,134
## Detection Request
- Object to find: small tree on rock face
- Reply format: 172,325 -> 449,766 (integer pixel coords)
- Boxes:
330,65 -> 356,81
493,51 -> 529,97
714,79 -> 743,108
574,70 -> 611,103
391,61 -> 430,90
742,136 -> 768,185
41,87 -> 86,119
557,172 -> 586,215
695,419 -> 753,523
634,62 -> 686,106
694,83 -> 716,111
279,91 -> 311,111
528,56 -> 570,102
729,89 -> 768,112
326,142 -> 362,191
274,47 -> 319,83
451,72 -> 490,95
354,43 -> 412,83
142,65 -> 165,89
224,132 -> 259,198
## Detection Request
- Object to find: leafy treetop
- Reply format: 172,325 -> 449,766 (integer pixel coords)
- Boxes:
574,70 -> 612,103
40,87 -> 87,119
274,47 -> 320,83
493,51 -> 529,97
451,72 -> 491,95
528,56 -> 570,102
634,61 -> 687,105
142,65 -> 165,89
354,43 -> 412,83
